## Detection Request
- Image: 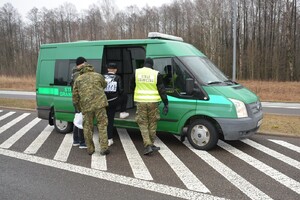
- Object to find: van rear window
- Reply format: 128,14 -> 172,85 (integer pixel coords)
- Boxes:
54,60 -> 70,86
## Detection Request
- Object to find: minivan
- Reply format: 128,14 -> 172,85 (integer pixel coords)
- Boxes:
36,32 -> 263,150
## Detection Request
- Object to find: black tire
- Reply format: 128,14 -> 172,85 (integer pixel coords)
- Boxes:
187,119 -> 219,150
53,116 -> 73,134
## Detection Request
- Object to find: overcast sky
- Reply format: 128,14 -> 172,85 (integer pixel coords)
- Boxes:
0,0 -> 174,19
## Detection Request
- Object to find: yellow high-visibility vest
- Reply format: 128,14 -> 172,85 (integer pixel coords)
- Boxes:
134,67 -> 161,102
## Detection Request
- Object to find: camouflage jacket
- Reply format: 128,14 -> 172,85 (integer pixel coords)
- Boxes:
70,66 -> 81,89
72,64 -> 108,114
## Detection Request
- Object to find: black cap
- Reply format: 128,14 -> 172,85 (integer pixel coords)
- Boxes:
107,63 -> 117,69
76,57 -> 86,66
144,57 -> 153,68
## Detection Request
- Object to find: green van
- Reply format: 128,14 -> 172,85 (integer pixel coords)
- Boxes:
36,32 -> 263,150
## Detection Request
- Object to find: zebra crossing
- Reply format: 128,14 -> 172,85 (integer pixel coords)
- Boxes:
0,109 -> 299,200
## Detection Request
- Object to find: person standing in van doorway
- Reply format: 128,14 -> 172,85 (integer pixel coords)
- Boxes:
72,62 -> 110,156
70,57 -> 87,149
131,57 -> 169,155
104,62 -> 129,146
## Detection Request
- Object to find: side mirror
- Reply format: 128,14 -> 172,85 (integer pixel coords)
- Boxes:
186,78 -> 194,95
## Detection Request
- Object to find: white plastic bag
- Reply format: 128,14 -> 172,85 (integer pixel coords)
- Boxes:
73,112 -> 83,129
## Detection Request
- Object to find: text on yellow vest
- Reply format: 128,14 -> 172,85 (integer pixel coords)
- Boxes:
134,67 -> 161,102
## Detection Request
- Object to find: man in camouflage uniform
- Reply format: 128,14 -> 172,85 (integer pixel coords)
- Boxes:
72,61 -> 110,155
131,57 -> 169,155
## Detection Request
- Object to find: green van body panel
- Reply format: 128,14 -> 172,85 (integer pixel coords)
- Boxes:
36,35 -> 263,148
146,41 -> 205,57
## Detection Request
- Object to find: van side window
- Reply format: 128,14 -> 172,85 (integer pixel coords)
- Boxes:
54,59 -> 102,86
54,60 -> 70,86
154,58 -> 193,97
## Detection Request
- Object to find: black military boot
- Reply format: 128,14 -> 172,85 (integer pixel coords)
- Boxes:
151,145 -> 160,151
100,149 -> 110,155
144,145 -> 153,155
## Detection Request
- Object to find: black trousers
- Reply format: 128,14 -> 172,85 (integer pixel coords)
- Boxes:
106,94 -> 128,139
73,125 -> 85,145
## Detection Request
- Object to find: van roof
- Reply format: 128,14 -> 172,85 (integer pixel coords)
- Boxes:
40,38 -> 170,48
40,38 -> 205,57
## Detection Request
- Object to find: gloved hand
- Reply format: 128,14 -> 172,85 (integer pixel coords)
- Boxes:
163,105 -> 168,115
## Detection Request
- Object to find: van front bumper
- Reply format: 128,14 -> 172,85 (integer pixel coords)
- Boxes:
215,114 -> 263,141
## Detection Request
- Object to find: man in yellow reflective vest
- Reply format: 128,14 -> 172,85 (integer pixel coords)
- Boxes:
131,57 -> 169,155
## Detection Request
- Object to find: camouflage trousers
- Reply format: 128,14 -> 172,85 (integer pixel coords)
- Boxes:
83,107 -> 108,154
135,102 -> 160,147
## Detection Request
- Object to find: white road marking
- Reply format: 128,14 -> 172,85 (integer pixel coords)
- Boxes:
0,148 -> 226,200
91,133 -> 107,171
178,137 -> 272,200
0,111 -> 15,121
155,138 -> 210,193
117,128 -> 153,180
218,140 -> 300,195
24,125 -> 53,154
53,133 -> 73,162
0,113 -> 30,134
268,139 -> 300,154
242,139 -> 300,170
0,90 -> 35,95
0,117 -> 41,149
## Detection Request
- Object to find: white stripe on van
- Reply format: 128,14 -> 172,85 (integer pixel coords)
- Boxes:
54,133 -> 73,162
0,117 -> 41,149
91,133 -> 107,171
177,137 -> 271,200
117,128 -> 153,180
0,111 -> 15,121
0,113 -> 30,135
242,139 -> 300,170
24,125 -> 53,154
268,139 -> 300,154
218,140 -> 300,195
155,137 -> 210,193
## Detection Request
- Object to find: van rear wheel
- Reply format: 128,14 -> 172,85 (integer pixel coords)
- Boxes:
54,117 -> 73,134
187,119 -> 218,150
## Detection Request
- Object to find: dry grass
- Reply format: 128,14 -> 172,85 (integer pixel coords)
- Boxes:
0,76 -> 299,136
0,75 -> 35,91
239,80 -> 300,102
259,114 -> 300,137
0,98 -> 36,110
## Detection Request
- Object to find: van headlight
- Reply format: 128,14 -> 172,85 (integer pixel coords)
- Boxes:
229,98 -> 248,118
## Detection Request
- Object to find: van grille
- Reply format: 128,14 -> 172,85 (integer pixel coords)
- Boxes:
248,101 -> 262,116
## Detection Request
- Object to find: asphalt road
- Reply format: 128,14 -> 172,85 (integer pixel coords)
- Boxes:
0,109 -> 299,200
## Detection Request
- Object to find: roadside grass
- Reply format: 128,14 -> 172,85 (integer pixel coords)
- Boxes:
0,75 -> 299,136
239,80 -> 300,102
0,98 -> 36,110
259,114 -> 300,137
0,75 -> 35,91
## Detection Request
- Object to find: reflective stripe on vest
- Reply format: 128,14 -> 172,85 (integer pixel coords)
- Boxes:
134,67 -> 161,102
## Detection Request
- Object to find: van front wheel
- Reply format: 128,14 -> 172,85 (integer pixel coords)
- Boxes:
187,119 -> 218,150
54,118 -> 73,134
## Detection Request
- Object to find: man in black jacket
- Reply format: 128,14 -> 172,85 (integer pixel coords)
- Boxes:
104,63 -> 129,146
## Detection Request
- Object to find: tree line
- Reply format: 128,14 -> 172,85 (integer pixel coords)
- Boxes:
0,0 -> 299,81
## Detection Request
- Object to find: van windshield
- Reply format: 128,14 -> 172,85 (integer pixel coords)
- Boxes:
179,56 -> 230,85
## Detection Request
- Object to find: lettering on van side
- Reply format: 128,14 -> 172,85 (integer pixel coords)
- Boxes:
59,87 -> 72,97
137,74 -> 155,83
